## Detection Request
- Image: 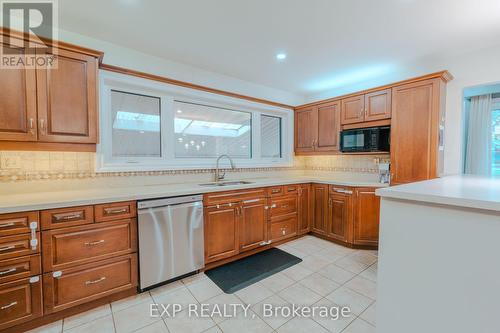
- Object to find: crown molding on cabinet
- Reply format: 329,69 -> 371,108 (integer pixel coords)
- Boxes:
295,70 -> 453,110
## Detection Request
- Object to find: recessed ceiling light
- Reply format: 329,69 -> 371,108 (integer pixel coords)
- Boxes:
276,53 -> 287,60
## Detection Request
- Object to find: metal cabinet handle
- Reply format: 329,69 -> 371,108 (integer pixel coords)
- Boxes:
54,213 -> 82,222
0,267 -> 17,276
0,245 -> 15,252
281,204 -> 289,208
0,222 -> 15,228
271,204 -> 277,208
39,119 -> 46,134
272,189 -> 281,193
104,207 -> 128,215
85,277 -> 106,285
84,239 -> 105,247
1,302 -> 18,310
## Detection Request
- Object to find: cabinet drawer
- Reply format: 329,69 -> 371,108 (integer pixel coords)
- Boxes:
0,276 -> 43,331
41,206 -> 94,230
42,219 -> 137,272
270,217 -> 297,242
268,186 -> 284,197
95,201 -> 136,223
285,185 -> 299,194
204,188 -> 266,206
270,196 -> 297,218
0,233 -> 40,261
0,212 -> 39,237
330,186 -> 353,195
0,255 -> 41,284
43,254 -> 138,314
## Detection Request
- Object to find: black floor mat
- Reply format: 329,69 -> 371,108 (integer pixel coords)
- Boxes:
205,247 -> 302,294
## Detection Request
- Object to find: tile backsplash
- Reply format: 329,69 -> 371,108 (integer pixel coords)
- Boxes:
0,151 -> 388,182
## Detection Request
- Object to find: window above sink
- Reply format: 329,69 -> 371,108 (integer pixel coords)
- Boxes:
97,71 -> 293,172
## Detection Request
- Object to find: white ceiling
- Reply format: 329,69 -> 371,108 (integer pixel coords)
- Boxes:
59,0 -> 500,99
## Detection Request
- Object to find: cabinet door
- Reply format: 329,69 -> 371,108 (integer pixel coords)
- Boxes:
239,198 -> 268,252
353,188 -> 380,246
0,38 -> 37,142
341,95 -> 365,125
365,89 -> 392,121
36,48 -> 98,143
391,79 -> 441,185
0,276 -> 42,331
297,184 -> 311,235
316,102 -> 341,152
327,192 -> 351,243
204,205 -> 239,263
295,107 -> 317,153
311,184 -> 328,234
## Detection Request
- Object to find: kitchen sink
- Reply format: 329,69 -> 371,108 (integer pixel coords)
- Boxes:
199,180 -> 254,187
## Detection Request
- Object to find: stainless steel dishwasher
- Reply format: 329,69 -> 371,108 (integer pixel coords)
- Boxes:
137,195 -> 204,291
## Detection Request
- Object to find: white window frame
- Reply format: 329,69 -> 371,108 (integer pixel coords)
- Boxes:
96,71 -> 294,172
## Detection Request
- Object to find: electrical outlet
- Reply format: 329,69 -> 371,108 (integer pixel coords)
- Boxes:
0,155 -> 22,169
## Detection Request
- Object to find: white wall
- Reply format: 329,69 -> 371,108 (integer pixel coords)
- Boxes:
57,30 -> 305,107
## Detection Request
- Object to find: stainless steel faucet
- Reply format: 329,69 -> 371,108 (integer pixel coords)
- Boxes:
214,154 -> 235,182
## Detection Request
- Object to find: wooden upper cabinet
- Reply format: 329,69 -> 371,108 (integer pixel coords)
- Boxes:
0,39 -> 37,142
341,95 -> 365,125
239,198 -> 268,252
204,205 -> 239,263
390,79 -> 442,185
36,48 -> 98,143
365,89 -> 391,121
311,184 -> 328,235
353,188 -> 380,246
294,107 -> 317,153
316,101 -> 341,151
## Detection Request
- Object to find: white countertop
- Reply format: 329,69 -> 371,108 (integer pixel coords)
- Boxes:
0,175 -> 387,214
376,175 -> 500,212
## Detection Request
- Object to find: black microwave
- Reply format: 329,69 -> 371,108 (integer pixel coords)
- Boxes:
340,126 -> 390,153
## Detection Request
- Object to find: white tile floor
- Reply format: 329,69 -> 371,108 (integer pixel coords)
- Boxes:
28,236 -> 377,333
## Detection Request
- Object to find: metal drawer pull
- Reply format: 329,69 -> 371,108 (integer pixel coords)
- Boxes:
0,268 -> 17,276
84,240 -> 105,246
104,208 -> 128,215
281,204 -> 289,208
271,204 -> 277,208
55,213 -> 82,221
86,277 -> 106,285
0,245 -> 15,252
272,189 -> 281,193
243,199 -> 260,204
0,222 -> 16,228
259,241 -> 267,246
1,302 -> 18,310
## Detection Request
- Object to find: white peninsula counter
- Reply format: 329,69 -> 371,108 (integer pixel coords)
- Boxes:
375,175 -> 500,333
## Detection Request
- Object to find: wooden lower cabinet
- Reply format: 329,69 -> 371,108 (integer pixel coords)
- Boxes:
0,232 -> 40,261
297,184 -> 311,235
0,276 -> 43,330
353,188 -> 380,246
43,254 -> 137,314
328,191 -> 352,243
204,205 -> 240,263
0,255 -> 41,284
270,217 -> 297,243
239,198 -> 268,252
42,219 -> 137,272
311,184 -> 329,234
